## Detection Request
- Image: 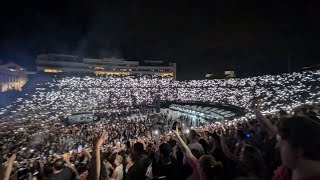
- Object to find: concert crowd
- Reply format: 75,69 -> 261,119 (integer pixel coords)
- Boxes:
0,70 -> 320,180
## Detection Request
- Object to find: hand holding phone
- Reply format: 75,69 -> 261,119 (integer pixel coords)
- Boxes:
63,153 -> 68,159
77,145 -> 83,153
146,163 -> 153,179
251,100 -> 260,111
172,121 -> 181,131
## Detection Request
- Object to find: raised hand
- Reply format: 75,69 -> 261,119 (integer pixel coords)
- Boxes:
97,131 -> 108,147
217,131 -> 225,140
252,100 -> 261,112
173,126 -> 180,136
8,154 -> 16,163
82,148 -> 92,154
101,131 -> 109,141
63,153 -> 71,162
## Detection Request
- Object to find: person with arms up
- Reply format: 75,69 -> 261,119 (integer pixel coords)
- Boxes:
89,131 -> 109,180
173,127 -> 224,180
50,155 -> 76,180
3,154 -> 16,180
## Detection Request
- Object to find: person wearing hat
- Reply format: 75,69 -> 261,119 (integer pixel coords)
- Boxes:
150,143 -> 179,180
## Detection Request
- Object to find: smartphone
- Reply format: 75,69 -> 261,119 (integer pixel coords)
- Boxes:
145,163 -> 153,177
77,145 -> 83,153
172,121 -> 181,131
63,153 -> 68,159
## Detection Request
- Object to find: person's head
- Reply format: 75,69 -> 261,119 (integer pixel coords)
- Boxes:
127,154 -> 134,164
199,139 -> 208,154
277,109 -> 288,119
114,154 -> 123,166
197,155 -> 223,180
159,143 -> 172,163
77,163 -> 88,174
188,129 -> 197,141
53,158 -> 64,171
294,107 -> 307,115
133,142 -> 144,156
191,149 -> 203,159
239,145 -> 265,177
43,163 -> 54,176
209,133 -> 221,147
276,115 -> 320,169
168,139 -> 177,148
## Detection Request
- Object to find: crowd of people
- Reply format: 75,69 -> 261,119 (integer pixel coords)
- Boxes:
1,70 -> 319,116
0,70 -> 320,180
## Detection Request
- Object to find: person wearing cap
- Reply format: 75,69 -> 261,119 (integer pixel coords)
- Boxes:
151,143 -> 179,180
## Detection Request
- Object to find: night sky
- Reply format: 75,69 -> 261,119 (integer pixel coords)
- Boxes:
0,0 -> 319,80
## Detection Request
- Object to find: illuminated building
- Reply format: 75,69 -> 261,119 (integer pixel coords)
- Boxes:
204,73 -> 225,79
36,54 -> 176,79
0,63 -> 28,92
204,71 -> 236,79
224,70 -> 236,79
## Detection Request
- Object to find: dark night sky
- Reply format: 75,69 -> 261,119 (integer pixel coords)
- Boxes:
0,0 -> 319,80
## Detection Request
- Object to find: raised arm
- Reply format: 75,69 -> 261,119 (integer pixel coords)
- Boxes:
253,102 -> 277,136
245,120 -> 254,130
173,127 -> 193,159
82,148 -> 92,162
3,154 -> 16,180
219,133 -> 238,162
93,131 -> 108,180
64,153 -> 79,177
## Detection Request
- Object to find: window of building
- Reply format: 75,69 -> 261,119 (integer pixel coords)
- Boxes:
44,69 -> 63,73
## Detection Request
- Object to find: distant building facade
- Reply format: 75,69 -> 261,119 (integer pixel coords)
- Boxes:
204,70 -> 236,79
0,63 -> 28,92
36,54 -> 176,79
204,73 -> 225,79
302,64 -> 320,71
224,70 -> 236,78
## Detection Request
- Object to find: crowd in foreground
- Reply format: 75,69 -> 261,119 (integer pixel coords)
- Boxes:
0,70 -> 320,180
1,102 -> 320,180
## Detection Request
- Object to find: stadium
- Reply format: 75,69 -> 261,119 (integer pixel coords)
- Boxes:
1,65 -> 320,179
1,1 -> 320,179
